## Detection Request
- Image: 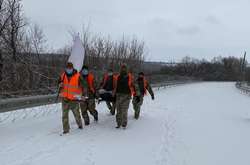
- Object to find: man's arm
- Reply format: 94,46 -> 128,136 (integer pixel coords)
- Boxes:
146,81 -> 154,100
99,74 -> 106,89
112,75 -> 118,96
79,75 -> 88,96
58,74 -> 63,85
78,75 -> 83,88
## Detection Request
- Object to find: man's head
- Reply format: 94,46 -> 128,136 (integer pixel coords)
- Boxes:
107,68 -> 113,76
120,64 -> 128,75
81,65 -> 89,76
65,62 -> 74,75
138,72 -> 145,80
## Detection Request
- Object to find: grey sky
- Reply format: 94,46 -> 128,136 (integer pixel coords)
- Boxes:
22,0 -> 250,61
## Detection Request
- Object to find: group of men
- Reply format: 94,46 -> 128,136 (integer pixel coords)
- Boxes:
58,62 -> 155,134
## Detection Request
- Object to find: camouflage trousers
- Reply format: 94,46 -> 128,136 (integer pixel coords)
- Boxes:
116,94 -> 131,127
132,96 -> 144,119
80,99 -> 98,125
62,99 -> 83,132
106,101 -> 116,115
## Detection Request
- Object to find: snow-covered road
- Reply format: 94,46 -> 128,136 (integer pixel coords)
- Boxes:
1,82 -> 250,165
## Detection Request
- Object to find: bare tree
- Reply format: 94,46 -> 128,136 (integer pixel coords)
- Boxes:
0,0 -> 26,90
0,0 -> 9,82
29,23 -> 47,61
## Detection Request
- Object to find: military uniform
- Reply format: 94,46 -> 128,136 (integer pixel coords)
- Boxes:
116,93 -> 131,127
62,99 -> 82,132
79,72 -> 98,125
100,73 -> 116,115
132,75 -> 154,119
59,69 -> 83,134
113,66 -> 134,128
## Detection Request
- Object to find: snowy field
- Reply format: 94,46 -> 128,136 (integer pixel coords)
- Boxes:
1,82 -> 250,165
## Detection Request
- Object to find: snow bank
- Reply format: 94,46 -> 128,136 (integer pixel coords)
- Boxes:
1,82 -> 250,165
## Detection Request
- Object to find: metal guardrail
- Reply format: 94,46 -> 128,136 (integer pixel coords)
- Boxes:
0,81 -> 192,113
0,94 -> 59,113
151,81 -> 190,88
235,82 -> 250,93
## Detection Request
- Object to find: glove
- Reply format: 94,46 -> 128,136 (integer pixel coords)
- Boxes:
81,96 -> 87,101
99,89 -> 106,95
151,95 -> 155,100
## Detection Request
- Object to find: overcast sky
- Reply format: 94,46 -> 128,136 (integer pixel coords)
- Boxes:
22,0 -> 250,62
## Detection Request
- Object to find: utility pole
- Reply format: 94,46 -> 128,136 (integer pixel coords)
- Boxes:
241,51 -> 247,82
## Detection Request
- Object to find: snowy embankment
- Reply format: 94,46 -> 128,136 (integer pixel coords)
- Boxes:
1,82 -> 250,165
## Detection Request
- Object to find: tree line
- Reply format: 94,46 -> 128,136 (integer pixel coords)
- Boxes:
1,0 -> 247,98
160,56 -> 248,81
0,0 -> 145,98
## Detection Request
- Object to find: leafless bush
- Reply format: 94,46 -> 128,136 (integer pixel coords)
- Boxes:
0,0 -> 27,92
0,5 -> 146,98
0,0 -> 56,98
73,26 -> 145,73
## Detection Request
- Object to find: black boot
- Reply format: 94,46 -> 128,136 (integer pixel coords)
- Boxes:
110,110 -> 115,115
63,130 -> 69,134
134,110 -> 140,120
79,125 -> 83,129
94,111 -> 98,122
94,115 -> 98,122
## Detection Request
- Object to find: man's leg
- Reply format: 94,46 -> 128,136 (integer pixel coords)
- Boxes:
120,95 -> 131,128
106,101 -> 114,115
110,101 -> 116,115
71,103 -> 83,129
132,97 -> 140,119
133,96 -> 143,119
106,101 -> 112,110
80,102 -> 90,125
88,99 -> 98,121
115,95 -> 122,128
62,100 -> 70,133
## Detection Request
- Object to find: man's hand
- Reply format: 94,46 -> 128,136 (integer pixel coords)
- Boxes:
59,83 -> 63,88
81,96 -> 87,101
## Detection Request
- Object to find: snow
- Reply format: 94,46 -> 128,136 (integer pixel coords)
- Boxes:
1,82 -> 250,165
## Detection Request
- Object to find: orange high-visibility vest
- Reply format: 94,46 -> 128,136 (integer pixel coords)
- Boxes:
114,73 -> 135,96
60,72 -> 82,100
86,73 -> 95,93
101,73 -> 116,89
132,77 -> 148,96
128,73 -> 135,96
101,73 -> 109,89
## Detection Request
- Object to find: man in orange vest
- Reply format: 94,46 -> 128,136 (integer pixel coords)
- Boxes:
58,62 -> 83,134
113,64 -> 134,129
132,72 -> 154,119
99,68 -> 116,115
79,65 -> 98,125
